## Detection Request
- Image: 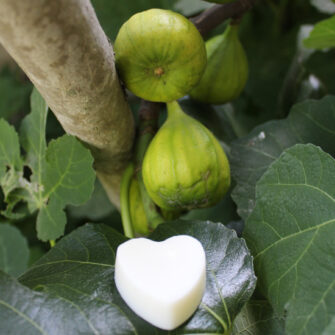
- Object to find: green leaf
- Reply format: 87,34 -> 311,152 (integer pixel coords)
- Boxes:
182,192 -> 239,227
42,135 -> 95,206
28,245 -> 45,267
0,270 -> 134,335
232,300 -> 285,335
1,88 -> 95,239
1,187 -> 32,220
150,221 -> 256,333
304,15 -> 335,49
0,119 -> 22,181
14,221 -> 255,334
323,317 -> 335,335
230,95 -> 335,220
0,119 -> 23,208
36,198 -> 66,242
0,224 -> 29,277
16,88 -> 95,240
20,87 -> 48,185
67,179 -> 117,221
244,144 -> 335,335
238,7 -> 297,119
37,135 -> 95,241
0,90 -> 46,219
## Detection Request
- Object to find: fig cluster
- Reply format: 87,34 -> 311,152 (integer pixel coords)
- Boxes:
115,9 -> 249,223
114,9 -> 248,104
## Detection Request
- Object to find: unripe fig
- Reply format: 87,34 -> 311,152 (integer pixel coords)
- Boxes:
190,24 -> 248,104
114,9 -> 207,102
129,178 -> 149,236
142,101 -> 230,210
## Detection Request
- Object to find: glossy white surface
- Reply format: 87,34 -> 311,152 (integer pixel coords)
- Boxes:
115,235 -> 206,330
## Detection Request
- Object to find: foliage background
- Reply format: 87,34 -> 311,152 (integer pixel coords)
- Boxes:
0,0 -> 334,334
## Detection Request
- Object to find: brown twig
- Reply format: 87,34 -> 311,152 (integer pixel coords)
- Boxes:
191,0 -> 258,36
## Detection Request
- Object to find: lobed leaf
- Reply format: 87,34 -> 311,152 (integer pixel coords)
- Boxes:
20,88 -> 48,185
33,134 -> 95,241
1,88 -> 96,241
6,221 -> 257,334
0,270 -> 134,335
150,221 -> 256,334
244,144 -> 335,335
42,135 -> 95,207
230,95 -> 335,220
36,197 -> 66,242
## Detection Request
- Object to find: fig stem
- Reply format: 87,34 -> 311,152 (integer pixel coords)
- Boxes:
166,101 -> 184,118
120,163 -> 135,238
135,101 -> 165,231
49,240 -> 55,248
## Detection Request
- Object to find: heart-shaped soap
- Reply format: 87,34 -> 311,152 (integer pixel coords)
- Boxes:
115,235 -> 206,330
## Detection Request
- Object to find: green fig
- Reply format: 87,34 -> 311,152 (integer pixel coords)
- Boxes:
142,101 -> 230,210
114,9 -> 207,102
190,24 -> 248,104
129,178 -> 150,236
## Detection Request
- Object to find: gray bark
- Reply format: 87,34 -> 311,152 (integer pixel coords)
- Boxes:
0,0 -> 135,206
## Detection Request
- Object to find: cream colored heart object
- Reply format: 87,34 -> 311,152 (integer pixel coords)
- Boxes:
114,235 -> 206,330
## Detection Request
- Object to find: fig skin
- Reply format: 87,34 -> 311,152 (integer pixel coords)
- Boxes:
142,101 -> 230,210
114,9 -> 207,103
190,24 -> 248,105
129,178 -> 149,236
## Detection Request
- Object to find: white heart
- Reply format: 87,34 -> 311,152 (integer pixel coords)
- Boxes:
115,235 -> 206,330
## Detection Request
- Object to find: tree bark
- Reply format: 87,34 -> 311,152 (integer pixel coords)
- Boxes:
191,0 -> 258,36
0,0 -> 135,207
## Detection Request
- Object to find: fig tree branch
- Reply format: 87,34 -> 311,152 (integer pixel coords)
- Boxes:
191,0 -> 259,36
0,0 -> 135,207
